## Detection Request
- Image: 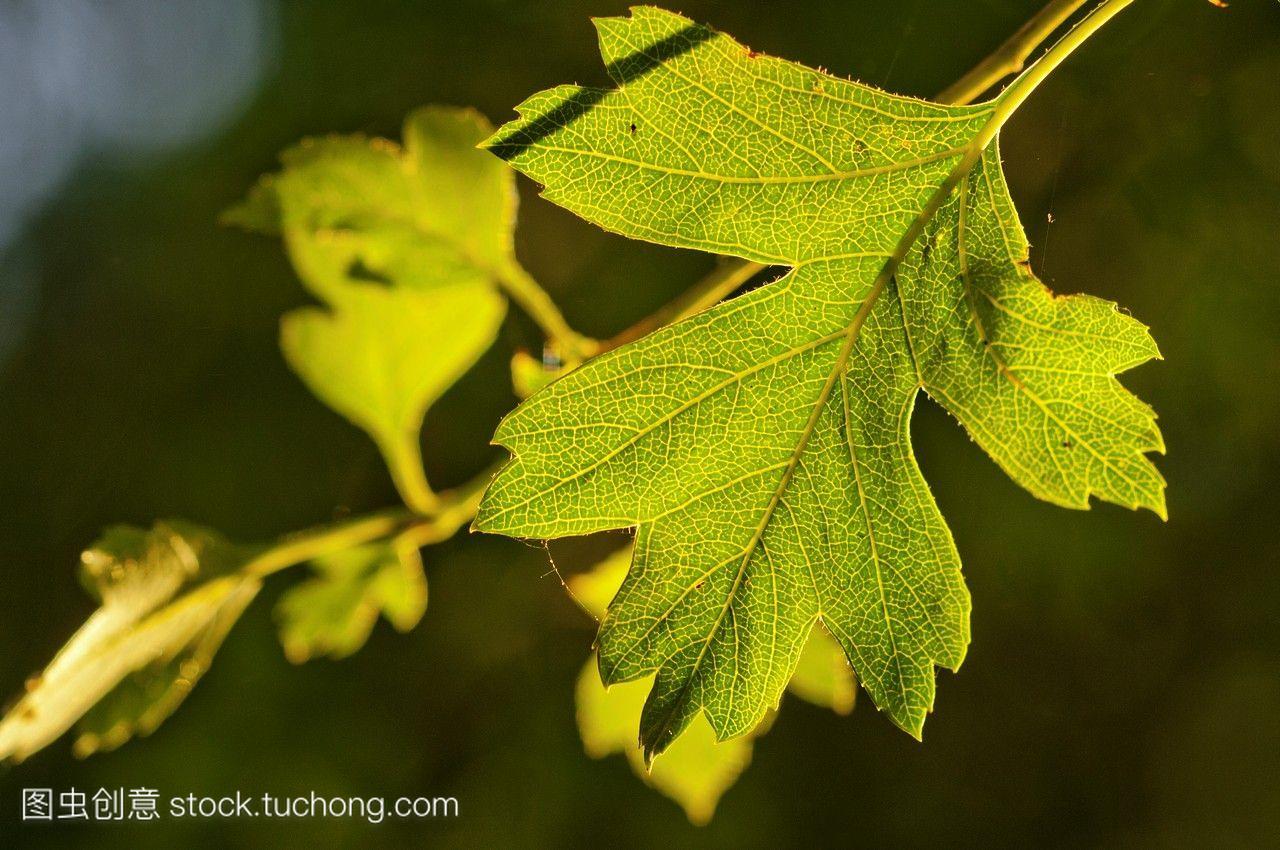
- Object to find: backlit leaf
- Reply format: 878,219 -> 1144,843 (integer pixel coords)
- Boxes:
571,546 -> 855,822
571,547 -> 753,825
788,623 -> 857,715
226,106 -> 515,509
276,540 -> 428,663
280,282 -> 504,510
477,6 -> 1162,759
224,106 -> 517,306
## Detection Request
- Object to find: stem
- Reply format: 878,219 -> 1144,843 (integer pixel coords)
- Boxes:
936,0 -> 1090,105
990,0 -> 1133,127
844,0 -> 1135,389
400,460 -> 496,547
244,459 -> 502,579
495,260 -> 598,363
381,435 -> 440,515
244,509 -> 412,578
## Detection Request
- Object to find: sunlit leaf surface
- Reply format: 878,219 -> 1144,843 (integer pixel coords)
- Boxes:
477,7 -> 1163,758
571,546 -> 854,823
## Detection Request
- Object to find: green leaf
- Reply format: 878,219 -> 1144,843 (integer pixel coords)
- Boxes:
224,106 -> 518,306
276,540 -> 427,663
0,522 -> 260,762
280,282 -> 505,512
476,7 -> 1163,758
571,547 -> 753,825
570,546 -> 854,823
576,663 -> 753,826
226,106 -> 515,510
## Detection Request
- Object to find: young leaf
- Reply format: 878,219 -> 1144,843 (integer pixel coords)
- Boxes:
226,106 -> 516,511
224,106 -> 518,306
476,4 -> 1161,758
571,546 -> 855,823
0,522 -> 260,762
280,282 -> 504,512
276,539 -> 427,663
788,624 -> 857,716
576,665 -> 753,826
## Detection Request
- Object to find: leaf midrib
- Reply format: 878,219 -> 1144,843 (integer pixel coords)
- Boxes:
639,87 -> 1028,742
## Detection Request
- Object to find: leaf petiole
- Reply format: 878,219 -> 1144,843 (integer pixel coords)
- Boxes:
244,459 -> 499,580
495,259 -> 599,364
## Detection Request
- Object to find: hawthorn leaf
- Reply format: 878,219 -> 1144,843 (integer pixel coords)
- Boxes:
226,106 -> 515,508
571,546 -> 856,822
0,522 -> 260,762
280,282 -> 504,510
476,6 -> 1163,758
572,547 -> 753,825
788,623 -> 857,715
224,105 -> 518,307
276,540 -> 427,663
576,665 -> 753,826
567,544 -> 634,619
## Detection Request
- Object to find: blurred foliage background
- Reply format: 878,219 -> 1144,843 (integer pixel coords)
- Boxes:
1,0 -> 1277,846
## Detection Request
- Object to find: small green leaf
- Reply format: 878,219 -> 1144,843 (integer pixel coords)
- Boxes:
571,548 -> 753,825
477,6 -> 1163,758
276,540 -> 427,664
0,522 -> 260,762
224,106 -> 518,306
788,626 -> 857,716
228,105 -> 520,510
280,282 -> 505,512
576,663 -> 753,826
569,544 -> 632,620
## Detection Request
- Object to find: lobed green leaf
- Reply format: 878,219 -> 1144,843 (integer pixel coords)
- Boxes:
226,106 -> 517,508
276,540 -> 427,663
571,546 -> 854,822
477,6 -> 1164,758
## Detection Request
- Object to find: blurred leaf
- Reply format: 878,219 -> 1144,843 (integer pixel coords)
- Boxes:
228,105 -> 519,509
74,580 -> 258,758
478,6 -> 1163,758
281,282 -> 504,511
276,539 -> 427,664
224,105 -> 518,306
576,663 -> 753,826
570,548 -> 751,825
570,545 -> 632,620
788,625 -> 857,715
570,546 -> 854,823
0,522 -> 260,762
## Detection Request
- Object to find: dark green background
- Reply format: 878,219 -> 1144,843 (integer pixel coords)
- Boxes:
2,0 -> 1277,846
